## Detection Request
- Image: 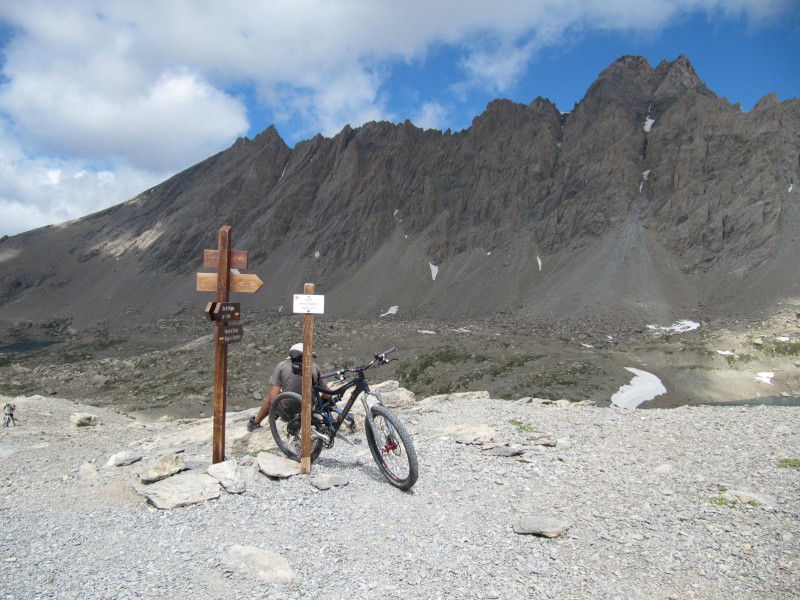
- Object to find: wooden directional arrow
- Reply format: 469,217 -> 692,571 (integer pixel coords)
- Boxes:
197,272 -> 263,293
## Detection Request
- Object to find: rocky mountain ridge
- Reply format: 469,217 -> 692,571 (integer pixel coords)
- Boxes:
0,54 -> 798,334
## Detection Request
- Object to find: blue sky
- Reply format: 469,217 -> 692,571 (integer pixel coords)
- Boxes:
0,1 -> 798,236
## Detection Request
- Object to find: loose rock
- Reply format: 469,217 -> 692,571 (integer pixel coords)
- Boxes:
222,545 -> 295,583
256,453 -> 301,479
513,517 -> 572,538
135,472 -> 221,509
207,459 -> 246,494
106,451 -> 143,467
70,412 -> 99,427
138,452 -> 187,483
309,474 -> 349,490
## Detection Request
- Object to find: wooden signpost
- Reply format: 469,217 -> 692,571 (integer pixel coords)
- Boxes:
293,283 -> 325,473
197,226 -> 263,464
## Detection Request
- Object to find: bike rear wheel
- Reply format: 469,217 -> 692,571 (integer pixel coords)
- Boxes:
268,392 -> 324,462
364,404 -> 418,490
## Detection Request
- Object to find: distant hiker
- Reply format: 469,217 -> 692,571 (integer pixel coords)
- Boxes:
248,343 -> 324,431
3,403 -> 18,427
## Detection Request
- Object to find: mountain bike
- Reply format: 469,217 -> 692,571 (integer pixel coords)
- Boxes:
268,347 -> 418,491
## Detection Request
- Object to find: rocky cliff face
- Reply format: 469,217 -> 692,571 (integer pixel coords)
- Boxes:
1,55 -> 798,332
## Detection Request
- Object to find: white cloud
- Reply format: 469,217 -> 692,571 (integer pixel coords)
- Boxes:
412,101 -> 449,131
0,66 -> 248,172
0,124 -> 164,234
304,68 -> 390,140
454,41 -> 535,98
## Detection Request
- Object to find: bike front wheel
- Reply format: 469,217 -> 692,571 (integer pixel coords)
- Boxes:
364,404 -> 418,490
268,392 -> 324,462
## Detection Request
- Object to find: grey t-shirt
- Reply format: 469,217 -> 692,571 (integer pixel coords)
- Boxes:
269,359 -> 322,394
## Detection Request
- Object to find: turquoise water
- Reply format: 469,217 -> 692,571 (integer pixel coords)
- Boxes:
700,397 -> 800,407
0,341 -> 61,354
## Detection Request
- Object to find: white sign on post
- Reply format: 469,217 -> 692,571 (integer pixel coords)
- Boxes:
293,294 -> 325,314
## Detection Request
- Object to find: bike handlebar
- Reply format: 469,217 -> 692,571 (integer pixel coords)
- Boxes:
377,347 -> 396,360
321,347 -> 397,380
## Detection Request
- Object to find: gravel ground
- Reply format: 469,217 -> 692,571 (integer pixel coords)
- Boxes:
0,393 -> 798,599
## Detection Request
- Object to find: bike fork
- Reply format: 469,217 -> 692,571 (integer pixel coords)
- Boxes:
361,392 -> 397,452
362,393 -> 383,445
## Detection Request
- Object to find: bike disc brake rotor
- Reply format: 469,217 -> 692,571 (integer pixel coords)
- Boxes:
374,415 -> 408,476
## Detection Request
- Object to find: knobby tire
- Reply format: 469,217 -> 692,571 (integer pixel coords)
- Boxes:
268,392 -> 323,462
365,404 -> 418,490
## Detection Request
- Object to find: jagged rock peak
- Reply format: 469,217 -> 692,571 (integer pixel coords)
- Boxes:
529,96 -> 559,113
252,125 -> 286,145
352,120 -> 402,141
230,125 -> 288,152
591,55 -> 713,102
471,97 -> 554,128
485,98 -> 519,112
598,54 -> 654,81
754,92 -> 780,110
653,54 -> 713,99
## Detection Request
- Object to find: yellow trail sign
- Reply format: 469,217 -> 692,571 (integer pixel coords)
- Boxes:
196,272 -> 264,293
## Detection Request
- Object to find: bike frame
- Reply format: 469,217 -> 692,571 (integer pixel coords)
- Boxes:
313,371 -> 365,436
311,351 -> 393,445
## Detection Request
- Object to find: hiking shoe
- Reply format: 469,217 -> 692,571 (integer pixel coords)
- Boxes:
247,416 -> 260,432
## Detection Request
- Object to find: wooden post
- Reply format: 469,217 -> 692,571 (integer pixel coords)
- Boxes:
198,226 -> 260,465
300,282 -> 315,473
212,226 -> 231,464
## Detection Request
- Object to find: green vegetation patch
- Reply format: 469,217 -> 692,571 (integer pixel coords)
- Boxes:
777,458 -> 800,469
394,344 -> 546,397
700,495 -> 758,508
526,361 -> 604,388
762,340 -> 800,357
720,352 -> 756,366
702,496 -> 737,507
676,333 -> 718,356
509,419 -> 539,434
395,345 -> 479,387
248,448 -> 287,458
679,364 -> 715,371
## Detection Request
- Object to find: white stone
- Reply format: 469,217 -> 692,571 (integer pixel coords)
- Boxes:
138,452 -> 187,483
71,412 -> 99,427
135,471 -> 221,509
380,387 -> 417,408
79,462 -> 98,482
222,545 -> 295,583
256,453 -> 301,478
106,451 -> 143,467
372,380 -> 400,393
309,474 -> 349,490
207,459 -> 246,494
513,517 -> 572,538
